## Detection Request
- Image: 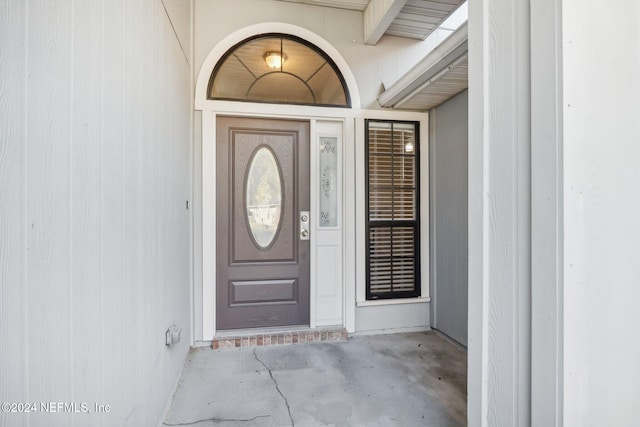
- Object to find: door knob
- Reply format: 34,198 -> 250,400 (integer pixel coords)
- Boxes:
301,229 -> 309,238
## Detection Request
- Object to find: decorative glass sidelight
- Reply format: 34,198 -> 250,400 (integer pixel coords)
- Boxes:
319,136 -> 338,227
246,146 -> 283,249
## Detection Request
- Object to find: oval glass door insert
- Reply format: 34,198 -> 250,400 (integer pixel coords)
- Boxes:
246,146 -> 283,249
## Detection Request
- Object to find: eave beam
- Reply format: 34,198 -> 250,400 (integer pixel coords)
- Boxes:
364,0 -> 409,45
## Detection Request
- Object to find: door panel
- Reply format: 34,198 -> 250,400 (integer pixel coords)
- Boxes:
216,117 -> 310,330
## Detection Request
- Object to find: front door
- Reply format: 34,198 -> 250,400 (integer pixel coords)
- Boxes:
216,117 -> 310,330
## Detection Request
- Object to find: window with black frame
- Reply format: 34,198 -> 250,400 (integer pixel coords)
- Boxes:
366,120 -> 420,300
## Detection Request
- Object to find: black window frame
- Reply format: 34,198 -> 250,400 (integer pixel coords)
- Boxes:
365,119 -> 421,300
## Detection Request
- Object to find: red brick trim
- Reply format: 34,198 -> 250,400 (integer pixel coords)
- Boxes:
212,327 -> 348,350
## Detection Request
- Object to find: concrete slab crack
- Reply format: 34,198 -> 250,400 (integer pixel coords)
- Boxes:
253,348 -> 295,426
163,414 -> 270,426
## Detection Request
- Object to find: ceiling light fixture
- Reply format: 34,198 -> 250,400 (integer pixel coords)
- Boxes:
264,51 -> 286,70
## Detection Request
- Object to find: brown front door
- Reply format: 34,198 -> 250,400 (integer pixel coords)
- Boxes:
216,117 -> 310,330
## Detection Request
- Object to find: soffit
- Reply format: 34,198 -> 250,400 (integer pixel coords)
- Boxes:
276,0 -> 465,42
386,0 -> 464,40
378,22 -> 467,111
276,0 -> 369,11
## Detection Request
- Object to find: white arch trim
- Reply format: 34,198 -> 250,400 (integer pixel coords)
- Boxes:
194,22 -> 361,110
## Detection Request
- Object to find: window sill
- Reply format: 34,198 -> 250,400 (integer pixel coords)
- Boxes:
356,297 -> 431,307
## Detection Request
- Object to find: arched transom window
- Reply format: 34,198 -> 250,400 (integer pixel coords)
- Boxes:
208,33 -> 351,107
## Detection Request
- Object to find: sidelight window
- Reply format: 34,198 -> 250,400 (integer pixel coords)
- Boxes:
366,120 -> 420,300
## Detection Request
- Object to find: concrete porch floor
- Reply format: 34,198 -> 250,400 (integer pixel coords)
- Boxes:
162,331 -> 467,426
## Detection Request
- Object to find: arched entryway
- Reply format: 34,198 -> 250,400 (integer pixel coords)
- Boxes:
195,23 -> 361,338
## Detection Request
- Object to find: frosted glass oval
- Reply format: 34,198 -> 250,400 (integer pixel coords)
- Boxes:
246,147 -> 283,248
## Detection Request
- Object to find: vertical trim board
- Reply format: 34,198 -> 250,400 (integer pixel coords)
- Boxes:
0,0 -> 28,419
27,2 -> 74,426
202,111 -> 216,339
343,117 -> 357,332
530,0 -> 563,424
468,0 -> 532,425
70,0 -> 105,421
101,0 -> 127,420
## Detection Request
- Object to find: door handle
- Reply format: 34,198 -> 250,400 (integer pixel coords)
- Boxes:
300,211 -> 310,240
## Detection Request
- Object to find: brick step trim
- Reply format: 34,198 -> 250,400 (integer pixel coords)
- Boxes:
212,327 -> 348,350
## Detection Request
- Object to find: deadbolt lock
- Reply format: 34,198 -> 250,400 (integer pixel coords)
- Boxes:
300,211 -> 310,240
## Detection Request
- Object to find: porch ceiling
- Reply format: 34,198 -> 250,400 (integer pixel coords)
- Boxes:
275,0 -> 465,45
378,22 -> 468,111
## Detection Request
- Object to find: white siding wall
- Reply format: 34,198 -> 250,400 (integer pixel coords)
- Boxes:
429,90 -> 468,346
563,0 -> 640,425
0,0 -> 192,426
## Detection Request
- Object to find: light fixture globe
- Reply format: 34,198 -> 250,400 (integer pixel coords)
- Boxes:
264,51 -> 286,69
405,141 -> 414,153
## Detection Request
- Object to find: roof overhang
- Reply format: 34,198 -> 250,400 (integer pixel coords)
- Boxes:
377,22 -> 468,110
277,0 -> 466,45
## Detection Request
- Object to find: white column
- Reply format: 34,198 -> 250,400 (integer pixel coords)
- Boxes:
468,0 -> 532,425
531,0 -> 564,425
562,0 -> 640,425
